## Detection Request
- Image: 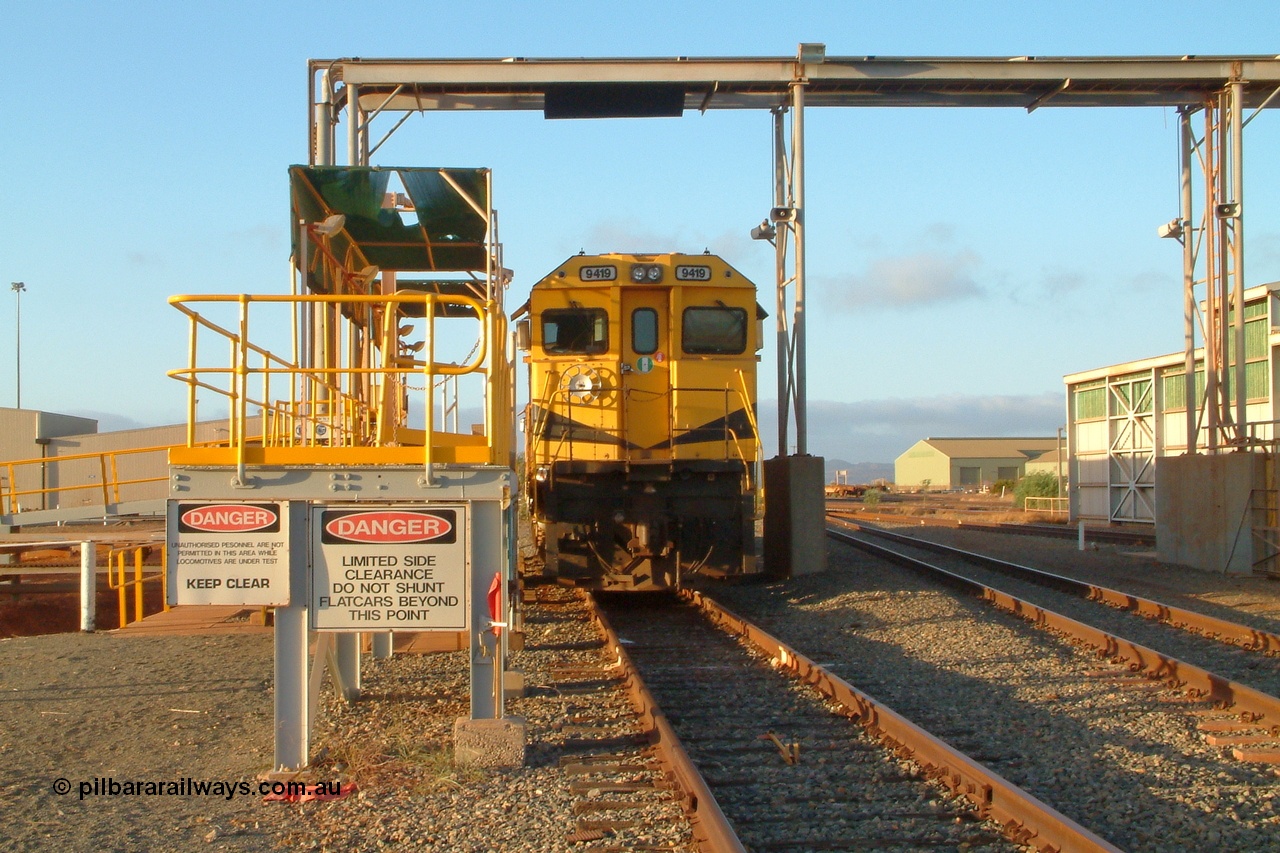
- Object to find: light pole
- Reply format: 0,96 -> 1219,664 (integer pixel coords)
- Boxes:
10,282 -> 24,409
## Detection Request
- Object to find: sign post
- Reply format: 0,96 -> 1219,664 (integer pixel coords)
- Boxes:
166,465 -> 519,771
274,502 -> 310,771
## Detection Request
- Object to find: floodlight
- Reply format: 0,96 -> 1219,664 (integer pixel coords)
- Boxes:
351,265 -> 380,288
1157,219 -> 1184,241
311,214 -> 346,236
750,221 -> 776,242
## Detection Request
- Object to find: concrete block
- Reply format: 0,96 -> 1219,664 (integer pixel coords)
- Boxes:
1156,452 -> 1259,575
763,454 -> 827,577
453,716 -> 526,768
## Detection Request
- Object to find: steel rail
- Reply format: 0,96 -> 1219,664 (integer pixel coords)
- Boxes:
587,595 -> 745,853
837,517 -> 1280,655
677,589 -> 1121,853
828,526 -> 1280,731
828,508 -> 1155,547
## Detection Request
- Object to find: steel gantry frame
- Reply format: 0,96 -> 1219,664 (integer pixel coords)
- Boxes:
1177,79 -> 1280,453
308,48 -> 1280,459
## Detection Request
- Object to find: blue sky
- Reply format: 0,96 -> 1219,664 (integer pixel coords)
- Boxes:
3,1 -> 1280,463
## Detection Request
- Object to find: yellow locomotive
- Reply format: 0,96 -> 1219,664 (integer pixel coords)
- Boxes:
516,251 -> 762,590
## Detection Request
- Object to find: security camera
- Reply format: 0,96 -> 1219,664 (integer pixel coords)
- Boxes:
1157,219 -> 1183,240
750,221 -> 777,242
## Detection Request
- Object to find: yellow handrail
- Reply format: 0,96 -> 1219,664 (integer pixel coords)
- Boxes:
0,438 -> 261,516
167,291 -> 501,474
106,544 -> 167,628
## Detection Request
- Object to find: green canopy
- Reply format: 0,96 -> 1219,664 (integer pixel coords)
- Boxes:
290,166 -> 490,294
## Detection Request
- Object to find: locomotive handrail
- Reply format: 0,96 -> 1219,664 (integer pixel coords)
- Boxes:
527,369 -> 760,469
521,251 -> 761,587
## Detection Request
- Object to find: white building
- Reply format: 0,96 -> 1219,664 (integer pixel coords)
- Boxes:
1064,281 -> 1277,528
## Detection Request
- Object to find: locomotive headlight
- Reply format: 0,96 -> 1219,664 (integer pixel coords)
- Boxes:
534,465 -> 550,483
629,264 -> 664,283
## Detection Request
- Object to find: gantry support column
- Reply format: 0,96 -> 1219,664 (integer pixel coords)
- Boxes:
769,74 -> 810,457
762,54 -> 824,578
791,79 -> 808,456
1230,79 -> 1246,438
773,107 -> 789,458
1180,109 -> 1197,453
1180,79 -> 1247,454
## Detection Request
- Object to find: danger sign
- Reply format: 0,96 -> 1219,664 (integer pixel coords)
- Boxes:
311,505 -> 468,631
321,509 -> 456,544
179,503 -> 280,533
166,501 -> 290,607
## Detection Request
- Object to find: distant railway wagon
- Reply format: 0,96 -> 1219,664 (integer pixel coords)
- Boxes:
516,252 -> 763,590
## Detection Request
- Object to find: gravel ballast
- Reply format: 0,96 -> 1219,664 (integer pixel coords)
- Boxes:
6,525 -> 1280,851
0,590 -> 695,852
703,535 -> 1280,852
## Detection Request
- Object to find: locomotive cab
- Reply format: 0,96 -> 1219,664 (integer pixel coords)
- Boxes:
518,252 -> 762,590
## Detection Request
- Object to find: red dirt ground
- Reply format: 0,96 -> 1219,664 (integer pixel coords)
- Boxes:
0,578 -> 167,637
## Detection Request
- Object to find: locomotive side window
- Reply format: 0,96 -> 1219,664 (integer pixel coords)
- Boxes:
631,308 -> 658,354
682,307 -> 747,354
542,308 -> 608,354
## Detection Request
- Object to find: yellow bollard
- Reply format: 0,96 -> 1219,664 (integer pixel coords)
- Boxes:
134,548 -> 144,624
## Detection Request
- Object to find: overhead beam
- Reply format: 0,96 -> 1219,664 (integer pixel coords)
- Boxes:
310,48 -> 1280,464
324,55 -> 1280,112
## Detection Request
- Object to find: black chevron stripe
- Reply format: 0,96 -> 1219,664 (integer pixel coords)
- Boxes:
530,405 -> 756,452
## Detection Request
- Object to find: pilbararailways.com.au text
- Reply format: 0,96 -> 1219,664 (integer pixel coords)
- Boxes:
53,777 -> 342,801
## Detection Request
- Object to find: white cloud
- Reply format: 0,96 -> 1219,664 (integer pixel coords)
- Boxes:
126,251 -> 164,268
757,393 -> 1064,464
1128,269 -> 1174,292
1251,231 -> 1280,273
924,222 -> 956,243
578,219 -> 693,255
65,410 -> 153,432
227,224 -> 283,252
1039,268 -> 1086,295
823,248 -> 984,311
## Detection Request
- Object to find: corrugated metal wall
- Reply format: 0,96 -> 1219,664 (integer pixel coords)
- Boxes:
0,409 -> 98,512
894,441 -> 951,488
43,422 -> 230,508
1,411 -> 229,513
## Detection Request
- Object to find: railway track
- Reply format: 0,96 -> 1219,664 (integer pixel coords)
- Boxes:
700,534 -> 1280,850
829,507 -> 1155,548
519,584 -> 708,850
520,517 -> 1280,848
596,592 -> 1116,852
836,518 -> 1280,655
827,519 -> 1280,763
